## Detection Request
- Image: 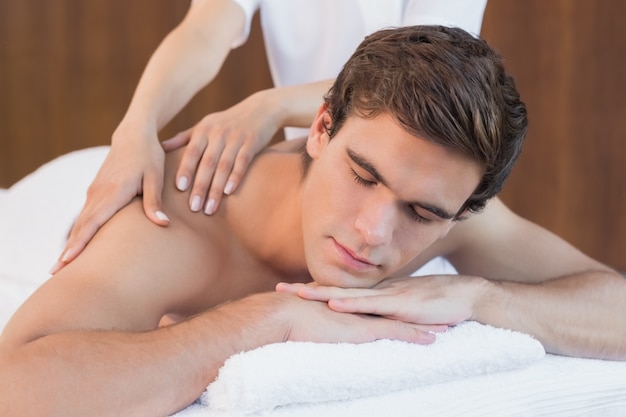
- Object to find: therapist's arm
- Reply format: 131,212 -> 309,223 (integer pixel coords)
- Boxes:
163,78 -> 334,215
53,0 -> 245,273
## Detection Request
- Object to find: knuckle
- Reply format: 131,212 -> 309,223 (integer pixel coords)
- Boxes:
191,181 -> 209,196
234,152 -> 252,168
199,153 -> 218,169
215,158 -> 234,175
184,144 -> 205,161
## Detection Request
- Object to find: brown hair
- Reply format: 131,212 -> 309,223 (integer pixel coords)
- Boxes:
323,25 -> 527,215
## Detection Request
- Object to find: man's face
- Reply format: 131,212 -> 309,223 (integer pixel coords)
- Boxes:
301,109 -> 483,288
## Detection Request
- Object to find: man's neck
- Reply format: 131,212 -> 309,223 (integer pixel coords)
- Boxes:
222,147 -> 310,281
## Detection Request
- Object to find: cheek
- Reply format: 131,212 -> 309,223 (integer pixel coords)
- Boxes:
310,163 -> 358,219
394,223 -> 448,264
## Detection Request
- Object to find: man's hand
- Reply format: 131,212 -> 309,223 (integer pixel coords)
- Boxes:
161,91 -> 281,215
50,136 -> 168,274
268,292 -> 441,345
276,275 -> 492,328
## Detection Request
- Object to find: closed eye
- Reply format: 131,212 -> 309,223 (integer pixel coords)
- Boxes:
406,205 -> 432,224
351,167 -> 431,224
351,168 -> 376,187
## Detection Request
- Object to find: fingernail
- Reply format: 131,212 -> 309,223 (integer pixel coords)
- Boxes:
61,247 -> 75,263
49,261 -> 63,275
177,176 -> 189,191
190,195 -> 202,212
204,198 -> 216,215
155,211 -> 170,222
224,181 -> 235,195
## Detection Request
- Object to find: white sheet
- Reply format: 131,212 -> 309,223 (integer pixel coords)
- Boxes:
1,147 -> 625,417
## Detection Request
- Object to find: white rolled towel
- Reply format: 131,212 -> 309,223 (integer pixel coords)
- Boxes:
203,321 -> 545,414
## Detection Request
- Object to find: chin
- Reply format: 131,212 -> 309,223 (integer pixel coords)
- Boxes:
310,268 -> 380,289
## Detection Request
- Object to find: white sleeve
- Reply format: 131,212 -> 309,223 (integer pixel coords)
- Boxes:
192,0 -> 261,48
228,0 -> 263,47
402,0 -> 488,36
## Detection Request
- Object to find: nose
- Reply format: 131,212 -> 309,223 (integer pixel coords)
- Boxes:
354,198 -> 396,247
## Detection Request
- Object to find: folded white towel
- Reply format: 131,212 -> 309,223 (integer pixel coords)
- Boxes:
203,321 -> 545,414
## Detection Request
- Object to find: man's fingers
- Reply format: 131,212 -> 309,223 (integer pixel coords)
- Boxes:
370,318 -> 436,344
275,282 -> 306,294
328,295 -> 402,317
300,285 -> 376,301
276,282 -> 376,301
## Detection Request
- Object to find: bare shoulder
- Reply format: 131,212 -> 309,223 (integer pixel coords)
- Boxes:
267,138 -> 306,153
0,149 -> 223,350
441,197 -> 613,282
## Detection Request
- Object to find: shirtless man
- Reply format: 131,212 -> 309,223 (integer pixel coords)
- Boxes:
1,25 -> 624,417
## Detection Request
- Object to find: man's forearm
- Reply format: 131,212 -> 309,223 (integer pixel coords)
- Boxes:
0,293 -> 289,417
475,270 -> 626,360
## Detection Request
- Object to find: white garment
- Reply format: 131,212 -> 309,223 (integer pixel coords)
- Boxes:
230,0 -> 488,139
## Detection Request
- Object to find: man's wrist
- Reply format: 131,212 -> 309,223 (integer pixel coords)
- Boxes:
208,292 -> 295,349
469,276 -> 504,324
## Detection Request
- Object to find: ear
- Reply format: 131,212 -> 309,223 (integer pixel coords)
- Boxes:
306,103 -> 331,160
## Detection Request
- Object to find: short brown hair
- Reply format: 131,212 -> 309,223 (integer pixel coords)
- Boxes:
323,25 -> 527,215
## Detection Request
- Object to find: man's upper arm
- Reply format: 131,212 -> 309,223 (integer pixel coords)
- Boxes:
443,197 -> 614,283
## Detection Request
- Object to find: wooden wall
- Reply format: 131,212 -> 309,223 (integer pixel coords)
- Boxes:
480,1 -> 626,271
1,1 -> 624,270
0,0 -> 274,188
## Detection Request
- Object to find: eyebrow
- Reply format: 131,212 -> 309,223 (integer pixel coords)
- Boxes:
347,147 -> 456,220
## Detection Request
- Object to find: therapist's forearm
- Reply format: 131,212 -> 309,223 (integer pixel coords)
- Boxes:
474,270 -> 626,360
258,79 -> 335,131
115,0 -> 244,139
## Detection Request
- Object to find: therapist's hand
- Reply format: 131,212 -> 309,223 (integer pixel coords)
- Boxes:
161,91 -> 281,215
50,134 -> 169,274
276,274 -> 491,328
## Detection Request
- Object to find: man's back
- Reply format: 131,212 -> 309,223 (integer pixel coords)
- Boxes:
0,145 -> 309,348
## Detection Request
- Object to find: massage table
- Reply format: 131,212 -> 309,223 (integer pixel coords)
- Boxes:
1,147 -> 625,416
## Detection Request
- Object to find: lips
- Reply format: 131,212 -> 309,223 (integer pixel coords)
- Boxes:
332,238 -> 379,272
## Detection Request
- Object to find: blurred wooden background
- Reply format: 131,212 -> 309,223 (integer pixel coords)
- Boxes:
1,1 -> 624,271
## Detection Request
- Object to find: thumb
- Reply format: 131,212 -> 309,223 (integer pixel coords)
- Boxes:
161,129 -> 192,152
142,169 -> 169,226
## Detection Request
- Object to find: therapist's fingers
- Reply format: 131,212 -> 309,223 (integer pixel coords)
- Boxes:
161,129 -> 192,153
219,143 -> 256,197
51,194 -> 123,274
187,134 -> 224,215
175,129 -> 209,199
141,164 -> 170,228
202,144 -> 243,214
